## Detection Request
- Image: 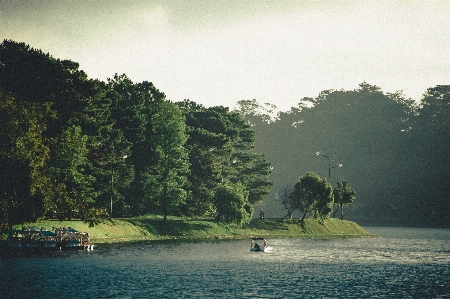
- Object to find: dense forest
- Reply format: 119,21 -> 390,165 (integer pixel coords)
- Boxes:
0,40 -> 273,230
235,83 -> 449,227
0,40 -> 448,229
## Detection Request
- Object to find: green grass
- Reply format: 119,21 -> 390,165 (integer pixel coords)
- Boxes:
234,218 -> 372,238
17,217 -> 375,243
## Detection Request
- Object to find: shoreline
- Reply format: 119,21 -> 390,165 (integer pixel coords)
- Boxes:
12,218 -> 377,244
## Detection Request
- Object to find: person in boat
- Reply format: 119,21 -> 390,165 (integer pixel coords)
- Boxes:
252,238 -> 267,251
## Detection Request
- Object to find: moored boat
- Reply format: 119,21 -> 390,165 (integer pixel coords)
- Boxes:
1,226 -> 97,253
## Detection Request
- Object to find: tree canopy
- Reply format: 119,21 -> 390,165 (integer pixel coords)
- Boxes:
0,40 -> 273,228
289,172 -> 334,221
1,39 -> 448,228
144,101 -> 189,222
214,182 -> 253,226
236,83 -> 449,227
332,180 -> 356,220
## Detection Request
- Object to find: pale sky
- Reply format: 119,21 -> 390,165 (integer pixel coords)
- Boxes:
1,0 -> 449,111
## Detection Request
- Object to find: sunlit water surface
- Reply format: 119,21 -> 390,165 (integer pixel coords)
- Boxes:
1,227 -> 449,298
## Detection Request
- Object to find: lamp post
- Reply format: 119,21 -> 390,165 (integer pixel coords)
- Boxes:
315,152 -> 342,180
110,145 -> 114,218
110,144 -> 128,218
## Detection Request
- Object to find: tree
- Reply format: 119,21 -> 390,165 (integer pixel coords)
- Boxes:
214,182 -> 252,226
143,101 -> 189,222
178,101 -> 241,216
0,89 -> 55,233
405,85 -> 450,226
233,99 -> 278,126
228,152 -> 273,205
419,85 -> 450,141
0,40 -> 126,225
108,129 -> 135,218
178,101 -> 273,216
332,180 -> 356,220
290,172 -> 333,221
107,75 -> 166,216
108,74 -> 147,145
279,185 -> 295,218
47,125 -> 97,221
201,106 -> 272,204
176,101 -> 224,216
68,80 -> 128,220
254,82 -> 421,225
0,40 -> 89,138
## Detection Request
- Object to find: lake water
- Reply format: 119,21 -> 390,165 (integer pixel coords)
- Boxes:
1,227 -> 449,298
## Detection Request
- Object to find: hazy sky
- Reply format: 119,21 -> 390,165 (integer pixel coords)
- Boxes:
1,0 -> 449,111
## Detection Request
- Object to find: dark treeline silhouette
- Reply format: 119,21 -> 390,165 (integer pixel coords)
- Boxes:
0,40 -> 272,230
235,83 -> 449,227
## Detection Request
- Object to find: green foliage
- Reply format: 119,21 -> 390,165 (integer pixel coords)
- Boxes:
404,85 -> 450,225
0,40 -> 87,104
144,101 -> 189,222
227,152 -> 273,205
0,40 -> 89,139
179,100 -> 273,216
178,101 -> 231,216
0,40 -> 272,227
234,99 -> 278,126
251,82 -> 438,226
0,89 -> 55,230
290,172 -> 334,221
0,40 -> 123,225
47,125 -> 99,220
333,180 -> 356,219
214,182 -> 253,226
107,74 -> 165,216
419,85 -> 450,139
0,159 -> 40,231
112,130 -> 135,209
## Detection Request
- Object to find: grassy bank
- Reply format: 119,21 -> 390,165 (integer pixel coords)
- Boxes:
16,217 -> 375,243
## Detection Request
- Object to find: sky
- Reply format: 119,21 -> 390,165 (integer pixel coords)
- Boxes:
1,0 -> 449,112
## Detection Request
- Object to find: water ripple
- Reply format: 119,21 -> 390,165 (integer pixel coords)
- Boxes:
1,227 -> 449,298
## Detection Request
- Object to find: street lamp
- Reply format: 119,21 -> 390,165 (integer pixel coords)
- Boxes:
315,152 -> 342,180
110,145 -> 128,218
110,145 -> 114,217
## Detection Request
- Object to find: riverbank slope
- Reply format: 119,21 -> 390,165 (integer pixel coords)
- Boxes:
15,217 -> 375,243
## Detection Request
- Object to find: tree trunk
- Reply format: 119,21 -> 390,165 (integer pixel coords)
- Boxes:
300,208 -> 308,221
332,207 -> 339,218
7,194 -> 13,239
162,182 -> 168,223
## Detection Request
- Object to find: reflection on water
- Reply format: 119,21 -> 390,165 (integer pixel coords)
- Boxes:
1,227 -> 449,298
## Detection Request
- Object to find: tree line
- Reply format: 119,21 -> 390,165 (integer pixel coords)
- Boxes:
0,40 -> 273,231
235,83 -> 449,227
1,39 -> 448,229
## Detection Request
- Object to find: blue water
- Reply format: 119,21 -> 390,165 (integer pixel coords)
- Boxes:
1,227 -> 449,298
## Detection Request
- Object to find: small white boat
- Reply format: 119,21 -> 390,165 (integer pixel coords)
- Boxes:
250,237 -> 273,252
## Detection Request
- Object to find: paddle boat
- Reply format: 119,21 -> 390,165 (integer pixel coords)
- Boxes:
54,227 -> 97,250
1,226 -> 97,252
250,237 -> 273,252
